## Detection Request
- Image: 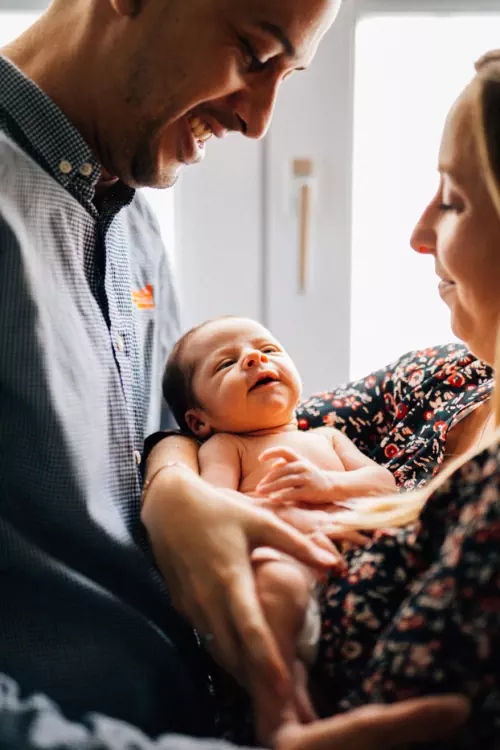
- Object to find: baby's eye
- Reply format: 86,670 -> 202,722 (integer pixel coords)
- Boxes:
216,359 -> 234,372
262,346 -> 278,354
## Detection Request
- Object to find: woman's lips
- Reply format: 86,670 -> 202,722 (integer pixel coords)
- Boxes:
438,279 -> 456,298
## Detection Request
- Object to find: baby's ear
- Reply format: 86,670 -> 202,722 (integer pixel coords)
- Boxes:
185,408 -> 213,439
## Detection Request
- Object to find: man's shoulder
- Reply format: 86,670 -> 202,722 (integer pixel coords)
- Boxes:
0,130 -> 45,182
0,130 -> 72,223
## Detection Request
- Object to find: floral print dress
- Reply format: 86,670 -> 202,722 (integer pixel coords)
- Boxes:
298,344 -> 499,748
298,342 -> 493,489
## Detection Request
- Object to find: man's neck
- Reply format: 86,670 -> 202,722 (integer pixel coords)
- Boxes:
2,5 -> 106,176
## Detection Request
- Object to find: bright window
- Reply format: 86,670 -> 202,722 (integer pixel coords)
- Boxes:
350,14 -> 500,379
0,10 -> 175,262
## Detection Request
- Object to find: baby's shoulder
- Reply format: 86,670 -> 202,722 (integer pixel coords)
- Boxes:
307,425 -> 336,442
200,432 -> 243,457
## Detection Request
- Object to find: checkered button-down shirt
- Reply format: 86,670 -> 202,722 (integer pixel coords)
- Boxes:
0,55 -> 218,743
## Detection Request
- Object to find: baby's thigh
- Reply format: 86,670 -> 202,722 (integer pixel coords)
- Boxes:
252,549 -> 314,623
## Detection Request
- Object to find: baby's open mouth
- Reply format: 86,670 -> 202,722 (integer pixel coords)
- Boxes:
249,374 -> 280,391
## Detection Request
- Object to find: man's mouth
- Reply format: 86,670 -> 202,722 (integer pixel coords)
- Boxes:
188,115 -> 214,147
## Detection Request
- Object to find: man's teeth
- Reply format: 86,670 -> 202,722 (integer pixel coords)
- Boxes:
189,116 -> 213,143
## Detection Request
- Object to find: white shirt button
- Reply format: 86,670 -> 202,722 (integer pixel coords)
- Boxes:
59,159 -> 73,175
116,335 -> 125,353
134,450 -> 142,466
79,162 -> 93,178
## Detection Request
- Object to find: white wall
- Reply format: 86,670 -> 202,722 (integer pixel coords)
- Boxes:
175,134 -> 264,331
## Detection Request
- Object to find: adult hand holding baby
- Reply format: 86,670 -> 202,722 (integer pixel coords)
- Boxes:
141,459 -> 341,722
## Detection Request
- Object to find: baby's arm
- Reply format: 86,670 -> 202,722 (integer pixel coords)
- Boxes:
257,432 -> 396,506
328,428 -> 397,498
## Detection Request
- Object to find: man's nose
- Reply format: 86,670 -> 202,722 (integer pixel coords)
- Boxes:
235,75 -> 282,140
242,350 -> 269,370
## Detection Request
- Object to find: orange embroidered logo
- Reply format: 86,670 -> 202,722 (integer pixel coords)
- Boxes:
132,284 -> 155,310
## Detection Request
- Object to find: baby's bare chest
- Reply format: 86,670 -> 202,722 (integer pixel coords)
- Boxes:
238,430 -> 345,494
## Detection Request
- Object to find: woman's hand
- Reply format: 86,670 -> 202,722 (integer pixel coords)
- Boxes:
275,694 -> 470,750
253,498 -> 370,548
141,467 -> 341,719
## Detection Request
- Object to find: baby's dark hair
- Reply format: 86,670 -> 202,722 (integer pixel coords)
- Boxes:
163,316 -> 239,433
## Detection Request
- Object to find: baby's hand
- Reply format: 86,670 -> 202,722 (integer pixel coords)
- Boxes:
257,446 -> 340,505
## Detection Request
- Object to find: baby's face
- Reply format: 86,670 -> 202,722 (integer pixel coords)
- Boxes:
184,318 -> 302,436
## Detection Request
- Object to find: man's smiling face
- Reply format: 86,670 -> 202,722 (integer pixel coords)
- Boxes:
98,0 -> 340,187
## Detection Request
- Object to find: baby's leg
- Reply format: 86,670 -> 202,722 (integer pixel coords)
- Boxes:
252,552 -> 316,745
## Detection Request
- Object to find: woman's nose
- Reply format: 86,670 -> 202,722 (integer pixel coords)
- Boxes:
242,350 -> 268,370
410,210 -> 436,256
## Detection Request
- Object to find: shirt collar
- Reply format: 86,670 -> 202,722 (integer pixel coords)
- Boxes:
0,55 -> 106,203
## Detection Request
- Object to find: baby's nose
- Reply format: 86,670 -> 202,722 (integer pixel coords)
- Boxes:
243,350 -> 267,369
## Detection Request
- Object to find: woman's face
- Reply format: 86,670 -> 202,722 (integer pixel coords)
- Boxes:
410,84 -> 500,365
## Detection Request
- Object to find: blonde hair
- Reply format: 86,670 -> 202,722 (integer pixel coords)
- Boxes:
335,53 -> 500,530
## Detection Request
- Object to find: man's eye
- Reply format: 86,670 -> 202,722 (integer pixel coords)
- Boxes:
238,36 -> 267,73
438,203 -> 457,212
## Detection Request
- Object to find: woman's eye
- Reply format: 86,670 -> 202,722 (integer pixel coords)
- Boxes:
438,203 -> 456,212
238,36 -> 267,73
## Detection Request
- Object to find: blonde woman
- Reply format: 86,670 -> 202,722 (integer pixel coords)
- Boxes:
267,52 -> 500,749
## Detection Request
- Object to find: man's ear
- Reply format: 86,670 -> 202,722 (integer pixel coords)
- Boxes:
185,408 -> 213,439
109,0 -> 141,18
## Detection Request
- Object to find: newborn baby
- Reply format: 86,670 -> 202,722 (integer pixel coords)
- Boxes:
163,316 -> 397,743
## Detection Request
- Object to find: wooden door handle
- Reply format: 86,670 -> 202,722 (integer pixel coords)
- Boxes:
298,182 -> 312,293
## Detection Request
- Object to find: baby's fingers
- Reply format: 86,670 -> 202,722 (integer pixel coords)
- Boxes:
258,475 -> 305,498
